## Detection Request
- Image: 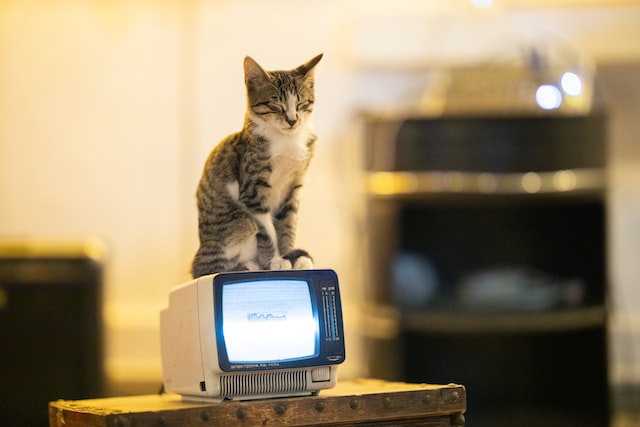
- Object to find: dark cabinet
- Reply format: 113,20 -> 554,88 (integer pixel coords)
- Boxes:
363,115 -> 609,427
0,241 -> 105,427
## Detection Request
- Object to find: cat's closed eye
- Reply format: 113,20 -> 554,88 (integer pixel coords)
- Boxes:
253,102 -> 284,115
297,100 -> 313,112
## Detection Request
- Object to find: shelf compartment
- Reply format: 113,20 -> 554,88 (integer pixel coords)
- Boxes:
402,306 -> 607,334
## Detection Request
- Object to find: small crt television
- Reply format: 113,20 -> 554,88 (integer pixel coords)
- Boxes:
160,269 -> 345,401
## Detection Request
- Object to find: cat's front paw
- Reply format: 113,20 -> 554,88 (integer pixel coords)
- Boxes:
243,261 -> 260,271
293,256 -> 313,270
270,257 -> 292,270
283,249 -> 314,270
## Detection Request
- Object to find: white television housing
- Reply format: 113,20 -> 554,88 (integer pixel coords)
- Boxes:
160,269 -> 345,402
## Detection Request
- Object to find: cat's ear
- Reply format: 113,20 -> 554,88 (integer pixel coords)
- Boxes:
295,53 -> 323,78
244,56 -> 269,90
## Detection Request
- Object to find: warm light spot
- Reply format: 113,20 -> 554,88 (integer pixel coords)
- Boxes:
470,0 -> 493,7
553,170 -> 577,191
535,84 -> 562,110
521,172 -> 542,193
561,72 -> 582,96
477,173 -> 497,193
444,172 -> 465,192
368,172 -> 417,195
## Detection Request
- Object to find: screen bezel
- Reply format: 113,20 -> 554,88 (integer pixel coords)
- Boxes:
213,269 -> 345,372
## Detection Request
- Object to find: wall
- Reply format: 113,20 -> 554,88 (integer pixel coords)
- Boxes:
599,64 -> 640,386
0,1 -> 187,388
1,0 -> 639,392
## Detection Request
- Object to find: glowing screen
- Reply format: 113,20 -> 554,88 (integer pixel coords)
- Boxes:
222,280 -> 317,363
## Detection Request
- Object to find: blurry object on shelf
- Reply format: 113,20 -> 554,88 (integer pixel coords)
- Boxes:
391,252 -> 439,310
367,168 -> 606,197
417,44 -> 596,116
457,267 -> 585,312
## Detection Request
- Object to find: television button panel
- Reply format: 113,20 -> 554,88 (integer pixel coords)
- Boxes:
320,281 -> 340,342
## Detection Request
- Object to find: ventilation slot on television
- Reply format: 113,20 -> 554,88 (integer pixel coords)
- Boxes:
219,370 -> 307,398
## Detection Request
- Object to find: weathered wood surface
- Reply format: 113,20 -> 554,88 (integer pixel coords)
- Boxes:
49,379 -> 466,427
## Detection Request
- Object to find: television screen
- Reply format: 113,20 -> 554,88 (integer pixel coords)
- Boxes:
221,279 -> 318,363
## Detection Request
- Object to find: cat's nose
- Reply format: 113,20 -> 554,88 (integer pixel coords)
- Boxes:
286,118 -> 297,127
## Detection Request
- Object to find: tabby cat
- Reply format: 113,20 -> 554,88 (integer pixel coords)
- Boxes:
191,54 -> 322,278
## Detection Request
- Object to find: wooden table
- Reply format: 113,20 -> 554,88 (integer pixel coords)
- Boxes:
49,379 -> 466,426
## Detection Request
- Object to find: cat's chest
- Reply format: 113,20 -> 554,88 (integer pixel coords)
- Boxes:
267,155 -> 306,212
264,130 -> 312,211
268,129 -> 311,161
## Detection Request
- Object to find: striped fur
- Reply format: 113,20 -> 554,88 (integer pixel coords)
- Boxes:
191,54 -> 322,278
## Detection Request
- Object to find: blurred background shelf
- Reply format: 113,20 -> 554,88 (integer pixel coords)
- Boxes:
402,305 -> 606,333
363,112 -> 609,427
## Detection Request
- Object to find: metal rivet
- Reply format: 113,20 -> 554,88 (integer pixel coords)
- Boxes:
451,413 -> 466,426
114,415 -> 131,427
236,408 -> 247,419
200,411 -> 210,421
382,397 -> 391,409
274,404 -> 286,415
422,394 -> 431,404
349,399 -> 359,409
315,401 -> 325,412
442,389 -> 460,403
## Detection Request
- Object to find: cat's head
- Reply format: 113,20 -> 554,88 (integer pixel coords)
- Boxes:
244,54 -> 322,136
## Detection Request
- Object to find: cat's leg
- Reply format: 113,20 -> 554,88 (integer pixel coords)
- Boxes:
254,212 -> 292,270
273,190 -> 313,269
192,244 -> 233,278
227,234 -> 259,271
192,209 -> 259,277
192,236 -> 259,277
255,231 -> 288,270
